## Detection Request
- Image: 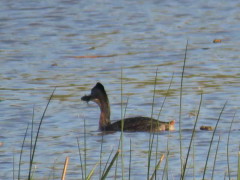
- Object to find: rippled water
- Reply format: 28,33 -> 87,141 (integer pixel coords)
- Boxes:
1,0 -> 240,179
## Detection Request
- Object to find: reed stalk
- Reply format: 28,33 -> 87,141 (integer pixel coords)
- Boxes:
86,163 -> 99,180
99,134 -> 104,180
120,67 -> 124,179
179,40 -> 189,174
237,150 -> 240,180
202,101 -> 227,179
150,154 -> 165,180
227,112 -> 236,180
84,117 -> 87,180
28,88 -> 56,179
18,123 -> 29,180
211,136 -> 221,179
102,148 -> 114,177
13,151 -> 15,180
147,67 -> 159,179
154,72 -> 174,179
181,93 -> 203,179
30,106 -> 35,168
61,156 -> 69,180
129,139 -> 132,180
101,150 -> 120,180
76,137 -> 84,180
162,151 -> 169,180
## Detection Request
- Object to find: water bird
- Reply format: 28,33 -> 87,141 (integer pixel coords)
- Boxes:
81,82 -> 175,132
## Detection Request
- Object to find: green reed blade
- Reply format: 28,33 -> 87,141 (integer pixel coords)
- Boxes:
28,88 -> 56,180
238,150 -> 240,180
202,100 -> 227,179
102,148 -> 114,178
150,154 -> 165,180
181,93 -> 203,179
83,117 -> 87,180
76,137 -> 84,180
211,136 -> 221,179
157,72 -> 175,120
147,67 -> 159,179
162,151 -> 169,180
30,106 -> 35,168
13,151 -> 15,180
101,150 -> 120,180
86,163 -> 99,180
99,134 -> 104,180
179,40 -> 189,174
129,139 -> 132,180
227,112 -> 236,180
18,123 -> 29,180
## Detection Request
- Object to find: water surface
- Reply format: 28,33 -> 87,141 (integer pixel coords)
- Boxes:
1,0 -> 240,179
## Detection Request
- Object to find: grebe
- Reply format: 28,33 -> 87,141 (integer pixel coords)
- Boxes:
81,82 -> 175,132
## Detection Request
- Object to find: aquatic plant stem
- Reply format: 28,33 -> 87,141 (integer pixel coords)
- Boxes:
157,72 -> 175,120
99,134 -> 104,180
202,100 -> 227,179
102,148 -> 114,177
179,40 -> 188,174
211,136 -> 221,179
29,106 -> 35,173
13,151 -> 15,180
147,67 -> 159,179
84,117 -> 87,180
154,72 -> 174,179
86,163 -> 99,180
150,154 -> 165,180
227,112 -> 236,180
238,149 -> 240,180
61,156 -> 69,180
101,150 -> 120,180
129,139 -> 132,180
18,123 -> 29,180
76,137 -> 84,180
28,87 -> 56,180
181,93 -> 202,179
120,66 -> 126,179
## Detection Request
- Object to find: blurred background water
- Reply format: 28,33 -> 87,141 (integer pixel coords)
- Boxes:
0,0 -> 240,179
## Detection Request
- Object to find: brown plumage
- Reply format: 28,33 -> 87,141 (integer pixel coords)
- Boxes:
81,82 -> 175,132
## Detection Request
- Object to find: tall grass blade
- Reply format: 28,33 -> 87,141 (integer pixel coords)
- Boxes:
30,106 -> 35,167
202,100 -> 227,179
18,123 -> 29,180
120,66 -> 124,179
84,117 -> 87,180
211,136 -> 221,179
238,151 -> 240,180
192,138 -> 195,179
227,112 -> 235,180
101,150 -> 120,180
76,137 -> 84,180
129,139 -> 132,180
102,148 -> 114,177
155,72 -> 174,179
28,87 -> 56,179
86,163 -> 99,180
147,67 -> 159,179
162,151 -> 169,180
99,134 -> 104,180
61,156 -> 69,180
181,93 -> 203,179
157,72 -> 175,120
150,154 -> 165,180
13,151 -> 15,180
179,40 -> 189,174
